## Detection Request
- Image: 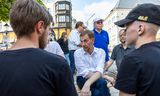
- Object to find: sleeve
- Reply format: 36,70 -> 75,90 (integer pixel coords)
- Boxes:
74,50 -> 90,77
106,31 -> 109,44
96,49 -> 106,74
68,31 -> 80,46
57,61 -> 78,96
114,55 -> 141,94
110,46 -> 117,60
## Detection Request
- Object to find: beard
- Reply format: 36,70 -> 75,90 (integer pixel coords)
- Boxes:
39,31 -> 48,49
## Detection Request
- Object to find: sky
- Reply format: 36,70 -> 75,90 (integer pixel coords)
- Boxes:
71,0 -> 118,29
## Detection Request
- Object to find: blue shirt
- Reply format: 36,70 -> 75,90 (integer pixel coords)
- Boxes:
93,29 -> 109,61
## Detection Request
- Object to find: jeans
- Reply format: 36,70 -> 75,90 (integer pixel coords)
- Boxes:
64,53 -> 70,66
69,50 -> 76,74
77,76 -> 110,96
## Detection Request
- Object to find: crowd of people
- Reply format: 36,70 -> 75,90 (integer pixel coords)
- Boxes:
0,0 -> 160,96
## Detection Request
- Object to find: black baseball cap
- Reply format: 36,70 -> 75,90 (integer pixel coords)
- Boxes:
115,3 -> 160,27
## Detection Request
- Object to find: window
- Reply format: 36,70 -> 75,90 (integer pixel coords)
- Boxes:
66,4 -> 69,10
59,4 -> 65,10
66,16 -> 70,22
59,15 -> 66,22
47,0 -> 53,3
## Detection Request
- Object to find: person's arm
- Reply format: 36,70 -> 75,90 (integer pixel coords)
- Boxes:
105,59 -> 114,70
119,91 -> 136,96
74,50 -> 91,77
80,49 -> 106,96
105,46 -> 117,70
80,72 -> 101,96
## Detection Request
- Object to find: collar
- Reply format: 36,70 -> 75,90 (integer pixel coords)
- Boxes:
94,28 -> 103,33
75,29 -> 81,34
83,47 -> 97,55
119,44 -> 132,49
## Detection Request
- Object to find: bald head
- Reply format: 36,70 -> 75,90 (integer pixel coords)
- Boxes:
143,22 -> 160,35
125,21 -> 160,48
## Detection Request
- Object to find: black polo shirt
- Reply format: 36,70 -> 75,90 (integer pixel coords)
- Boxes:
111,44 -> 135,69
115,41 -> 160,96
0,48 -> 77,96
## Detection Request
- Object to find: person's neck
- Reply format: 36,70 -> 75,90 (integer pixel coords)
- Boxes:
9,36 -> 39,50
76,28 -> 81,33
95,29 -> 102,33
122,42 -> 128,49
135,36 -> 156,48
88,46 -> 94,55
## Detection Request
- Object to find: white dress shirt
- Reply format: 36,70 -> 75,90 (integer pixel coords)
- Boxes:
45,41 -> 65,58
68,29 -> 81,50
74,47 -> 106,77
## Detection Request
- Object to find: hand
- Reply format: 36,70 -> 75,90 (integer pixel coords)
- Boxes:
85,72 -> 94,79
103,75 -> 115,86
80,83 -> 91,96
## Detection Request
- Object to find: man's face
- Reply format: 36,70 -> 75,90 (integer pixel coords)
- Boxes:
39,26 -> 50,49
94,20 -> 103,30
125,21 -> 139,45
119,30 -> 126,44
80,34 -> 94,52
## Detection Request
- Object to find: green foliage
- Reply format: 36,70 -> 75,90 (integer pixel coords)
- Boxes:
0,0 -> 46,22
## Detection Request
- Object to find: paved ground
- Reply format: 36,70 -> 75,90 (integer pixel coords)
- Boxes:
108,63 -> 119,96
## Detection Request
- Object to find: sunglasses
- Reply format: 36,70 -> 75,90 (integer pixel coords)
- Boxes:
96,21 -> 103,24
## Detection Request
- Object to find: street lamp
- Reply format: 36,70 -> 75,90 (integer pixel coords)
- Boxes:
3,23 -> 9,49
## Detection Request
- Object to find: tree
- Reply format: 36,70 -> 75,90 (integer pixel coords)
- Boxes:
0,0 -> 46,22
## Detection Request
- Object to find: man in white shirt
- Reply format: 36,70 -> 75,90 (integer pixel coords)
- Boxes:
45,30 -> 65,58
68,21 -> 86,74
74,30 -> 110,96
45,40 -> 65,58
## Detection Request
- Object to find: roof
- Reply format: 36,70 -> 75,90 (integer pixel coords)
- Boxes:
114,0 -> 160,9
105,0 -> 160,20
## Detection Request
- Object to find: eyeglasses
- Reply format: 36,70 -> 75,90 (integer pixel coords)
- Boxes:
96,21 -> 103,24
82,26 -> 86,29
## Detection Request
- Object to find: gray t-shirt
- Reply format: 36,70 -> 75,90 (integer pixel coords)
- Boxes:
111,44 -> 135,69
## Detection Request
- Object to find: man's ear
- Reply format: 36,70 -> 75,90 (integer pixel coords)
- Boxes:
35,21 -> 45,36
91,38 -> 95,42
138,24 -> 145,36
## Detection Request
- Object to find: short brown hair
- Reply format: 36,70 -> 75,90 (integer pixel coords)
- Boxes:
75,21 -> 83,29
80,30 -> 94,39
9,0 -> 52,38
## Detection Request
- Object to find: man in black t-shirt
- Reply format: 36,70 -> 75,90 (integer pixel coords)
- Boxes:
105,29 -> 135,70
114,3 -> 160,96
0,0 -> 77,96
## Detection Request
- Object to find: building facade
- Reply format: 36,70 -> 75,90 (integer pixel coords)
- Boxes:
42,0 -> 72,39
0,22 -> 16,50
54,0 -> 72,39
105,0 -> 160,49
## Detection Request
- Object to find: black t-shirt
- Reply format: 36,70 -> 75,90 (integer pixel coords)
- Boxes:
115,41 -> 160,96
111,44 -> 135,69
0,48 -> 77,96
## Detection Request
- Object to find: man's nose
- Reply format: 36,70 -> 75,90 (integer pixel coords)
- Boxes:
81,42 -> 85,46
